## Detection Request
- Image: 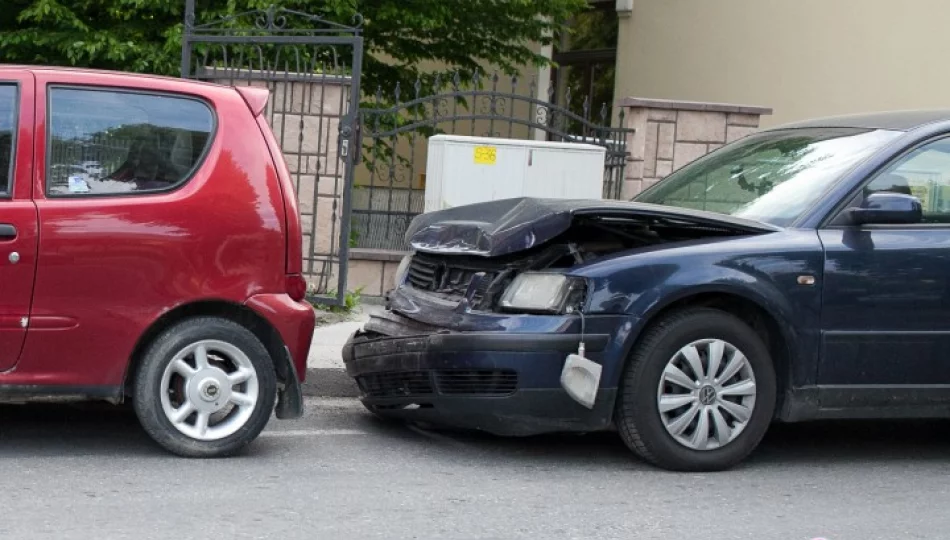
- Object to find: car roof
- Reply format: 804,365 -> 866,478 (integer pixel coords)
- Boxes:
0,64 -> 226,90
773,110 -> 950,132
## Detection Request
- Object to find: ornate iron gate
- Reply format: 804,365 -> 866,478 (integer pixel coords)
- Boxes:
354,72 -> 634,251
181,1 -> 362,306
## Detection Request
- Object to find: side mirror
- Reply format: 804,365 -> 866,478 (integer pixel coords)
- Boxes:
849,192 -> 922,225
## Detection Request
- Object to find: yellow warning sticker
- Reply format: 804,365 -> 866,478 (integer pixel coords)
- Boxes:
474,146 -> 497,165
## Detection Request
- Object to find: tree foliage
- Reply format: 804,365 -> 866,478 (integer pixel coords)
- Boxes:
0,0 -> 587,92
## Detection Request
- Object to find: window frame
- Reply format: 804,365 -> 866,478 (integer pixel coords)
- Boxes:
823,133 -> 950,230
44,84 -> 218,199
0,81 -> 20,199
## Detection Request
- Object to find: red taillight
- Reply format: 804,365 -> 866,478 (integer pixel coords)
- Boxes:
286,274 -> 307,302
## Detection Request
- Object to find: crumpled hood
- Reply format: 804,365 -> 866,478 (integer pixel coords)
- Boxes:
404,197 -> 781,257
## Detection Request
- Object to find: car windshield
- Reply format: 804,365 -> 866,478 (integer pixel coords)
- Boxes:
634,127 -> 902,226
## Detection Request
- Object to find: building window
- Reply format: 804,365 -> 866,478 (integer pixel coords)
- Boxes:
551,2 -> 618,129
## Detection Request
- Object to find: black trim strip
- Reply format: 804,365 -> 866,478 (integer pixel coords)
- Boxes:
351,332 -> 610,360
824,330 -> 950,336
0,81 -> 19,197
0,384 -> 121,402
274,346 -> 303,419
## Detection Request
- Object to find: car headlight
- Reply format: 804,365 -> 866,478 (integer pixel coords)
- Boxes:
499,272 -> 585,314
393,254 -> 412,288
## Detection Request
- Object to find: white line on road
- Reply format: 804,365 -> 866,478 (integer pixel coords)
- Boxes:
261,429 -> 367,438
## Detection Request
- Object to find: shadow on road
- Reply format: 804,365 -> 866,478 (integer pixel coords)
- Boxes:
0,403 -> 163,457
374,413 -> 950,470
4,402 -> 950,468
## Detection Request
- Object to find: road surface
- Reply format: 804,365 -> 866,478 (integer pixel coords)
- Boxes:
0,398 -> 947,539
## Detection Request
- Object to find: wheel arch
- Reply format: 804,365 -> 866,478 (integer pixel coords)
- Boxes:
621,289 -> 795,416
122,299 -> 291,398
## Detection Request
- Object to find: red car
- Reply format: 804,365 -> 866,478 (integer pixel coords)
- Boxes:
0,66 -> 315,456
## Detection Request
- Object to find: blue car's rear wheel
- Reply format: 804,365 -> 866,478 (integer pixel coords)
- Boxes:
615,308 -> 776,471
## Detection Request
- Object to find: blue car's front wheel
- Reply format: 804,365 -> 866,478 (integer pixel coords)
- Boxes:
615,308 -> 776,472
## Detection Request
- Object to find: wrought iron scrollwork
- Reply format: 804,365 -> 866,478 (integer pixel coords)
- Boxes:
255,5 -> 286,30
186,4 -> 364,35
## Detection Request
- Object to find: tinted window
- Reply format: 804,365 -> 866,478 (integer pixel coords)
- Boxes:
48,88 -> 214,196
0,85 -> 16,195
634,127 -> 901,226
863,137 -> 950,224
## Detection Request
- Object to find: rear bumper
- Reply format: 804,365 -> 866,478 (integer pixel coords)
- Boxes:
342,311 -> 631,436
245,293 -> 315,382
245,293 -> 314,420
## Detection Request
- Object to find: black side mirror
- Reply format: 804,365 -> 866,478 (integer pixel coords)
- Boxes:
849,192 -> 922,225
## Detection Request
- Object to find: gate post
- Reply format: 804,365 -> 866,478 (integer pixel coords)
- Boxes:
181,0 -> 195,78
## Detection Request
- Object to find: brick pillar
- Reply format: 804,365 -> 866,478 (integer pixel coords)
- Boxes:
618,98 -> 772,199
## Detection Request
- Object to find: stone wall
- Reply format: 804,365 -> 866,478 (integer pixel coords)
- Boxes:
218,70 -> 350,294
618,98 -> 772,198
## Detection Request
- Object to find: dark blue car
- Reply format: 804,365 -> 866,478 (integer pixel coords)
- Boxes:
343,110 -> 950,471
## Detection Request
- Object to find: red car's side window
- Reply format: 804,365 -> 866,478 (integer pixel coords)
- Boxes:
46,87 -> 215,197
0,84 -> 16,196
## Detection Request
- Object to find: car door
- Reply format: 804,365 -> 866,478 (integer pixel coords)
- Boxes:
0,71 -> 38,371
818,135 -> 950,410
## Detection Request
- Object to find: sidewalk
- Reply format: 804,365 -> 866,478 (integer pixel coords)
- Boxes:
301,305 -> 380,397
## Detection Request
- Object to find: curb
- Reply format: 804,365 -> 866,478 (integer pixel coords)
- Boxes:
302,368 -> 360,398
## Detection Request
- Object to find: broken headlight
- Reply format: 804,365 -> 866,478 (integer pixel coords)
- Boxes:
498,272 -> 586,314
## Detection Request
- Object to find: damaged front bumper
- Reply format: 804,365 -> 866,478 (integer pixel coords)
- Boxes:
342,307 -> 636,436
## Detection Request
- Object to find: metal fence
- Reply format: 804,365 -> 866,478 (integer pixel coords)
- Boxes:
354,72 -> 634,250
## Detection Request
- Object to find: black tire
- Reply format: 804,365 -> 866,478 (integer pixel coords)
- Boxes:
615,308 -> 776,471
133,317 -> 277,457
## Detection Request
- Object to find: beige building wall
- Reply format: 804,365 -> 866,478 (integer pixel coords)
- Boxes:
614,0 -> 950,128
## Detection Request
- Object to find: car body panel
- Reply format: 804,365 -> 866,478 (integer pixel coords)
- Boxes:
571,229 -> 825,391
0,66 -> 313,404
0,69 -> 38,371
818,227 -> 950,386
245,293 -> 315,381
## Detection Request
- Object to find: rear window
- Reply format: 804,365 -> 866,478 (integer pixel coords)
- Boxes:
47,87 -> 214,196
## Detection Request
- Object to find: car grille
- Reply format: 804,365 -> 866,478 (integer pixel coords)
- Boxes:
406,253 -> 496,303
357,369 -> 518,398
356,371 -> 434,398
435,370 -> 518,396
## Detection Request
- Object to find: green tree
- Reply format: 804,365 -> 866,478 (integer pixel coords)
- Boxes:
0,0 -> 587,92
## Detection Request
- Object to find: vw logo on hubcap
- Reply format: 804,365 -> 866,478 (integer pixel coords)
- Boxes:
698,385 -> 717,406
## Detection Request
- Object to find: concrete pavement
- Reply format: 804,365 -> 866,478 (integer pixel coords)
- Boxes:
302,305 -> 379,398
3,398 -> 950,539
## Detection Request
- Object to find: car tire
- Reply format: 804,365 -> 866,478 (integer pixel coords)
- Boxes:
615,308 -> 776,472
133,317 -> 277,458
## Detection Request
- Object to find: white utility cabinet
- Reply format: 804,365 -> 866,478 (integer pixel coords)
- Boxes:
423,135 -> 606,212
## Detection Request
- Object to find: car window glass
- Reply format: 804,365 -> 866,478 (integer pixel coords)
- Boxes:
0,85 -> 16,195
47,87 -> 214,196
634,128 -> 900,226
863,138 -> 950,223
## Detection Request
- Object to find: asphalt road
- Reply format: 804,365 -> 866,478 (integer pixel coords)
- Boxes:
0,399 -> 948,540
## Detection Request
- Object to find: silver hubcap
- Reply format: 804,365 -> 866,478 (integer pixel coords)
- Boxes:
657,338 -> 757,451
160,340 -> 259,441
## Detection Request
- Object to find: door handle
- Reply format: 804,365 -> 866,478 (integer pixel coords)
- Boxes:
0,224 -> 16,240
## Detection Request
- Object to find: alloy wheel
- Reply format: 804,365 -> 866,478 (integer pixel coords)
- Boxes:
159,339 -> 260,441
